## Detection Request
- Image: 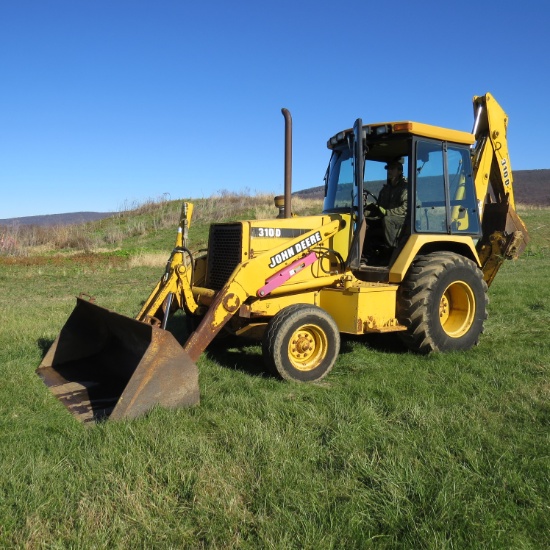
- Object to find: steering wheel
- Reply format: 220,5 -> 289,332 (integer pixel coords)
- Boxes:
363,189 -> 381,218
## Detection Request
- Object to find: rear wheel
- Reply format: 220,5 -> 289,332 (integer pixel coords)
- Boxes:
262,304 -> 340,382
397,252 -> 488,353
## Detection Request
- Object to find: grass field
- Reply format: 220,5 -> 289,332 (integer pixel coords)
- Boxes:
0,200 -> 548,548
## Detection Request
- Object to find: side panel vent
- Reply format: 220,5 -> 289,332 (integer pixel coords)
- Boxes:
206,224 -> 243,290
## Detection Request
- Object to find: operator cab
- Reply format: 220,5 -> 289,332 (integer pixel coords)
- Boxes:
323,120 -> 480,281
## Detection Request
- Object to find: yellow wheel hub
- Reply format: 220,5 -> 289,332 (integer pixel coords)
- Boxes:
439,281 -> 475,338
288,324 -> 328,371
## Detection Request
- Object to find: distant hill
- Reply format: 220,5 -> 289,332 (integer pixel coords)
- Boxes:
511,169 -> 550,205
294,169 -> 550,206
1,169 -> 548,227
0,211 -> 115,227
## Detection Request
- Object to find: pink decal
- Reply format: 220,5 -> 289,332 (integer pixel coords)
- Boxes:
257,251 -> 317,297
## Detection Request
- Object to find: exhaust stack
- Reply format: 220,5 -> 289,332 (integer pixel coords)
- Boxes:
281,108 -> 292,218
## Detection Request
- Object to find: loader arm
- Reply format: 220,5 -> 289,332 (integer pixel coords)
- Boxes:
472,93 -> 530,285
183,219 -> 343,362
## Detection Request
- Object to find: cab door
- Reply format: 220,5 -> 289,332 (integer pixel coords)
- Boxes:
413,139 -> 481,237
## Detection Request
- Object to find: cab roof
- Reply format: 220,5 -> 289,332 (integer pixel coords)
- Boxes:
327,121 -> 475,150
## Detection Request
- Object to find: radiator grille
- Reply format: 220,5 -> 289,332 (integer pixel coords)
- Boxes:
206,223 -> 243,290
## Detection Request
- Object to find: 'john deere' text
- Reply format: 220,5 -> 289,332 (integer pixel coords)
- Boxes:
268,231 -> 322,269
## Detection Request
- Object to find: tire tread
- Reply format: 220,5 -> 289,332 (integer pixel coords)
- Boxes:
397,252 -> 488,353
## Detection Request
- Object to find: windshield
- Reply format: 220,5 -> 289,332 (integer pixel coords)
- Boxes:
323,149 -> 359,213
323,147 -> 410,213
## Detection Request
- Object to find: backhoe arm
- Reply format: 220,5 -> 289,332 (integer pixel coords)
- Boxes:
472,93 -> 530,285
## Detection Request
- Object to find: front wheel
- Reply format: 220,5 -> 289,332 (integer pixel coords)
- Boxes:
397,252 -> 488,353
262,304 -> 340,382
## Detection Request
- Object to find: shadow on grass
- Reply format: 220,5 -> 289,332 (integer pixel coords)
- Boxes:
204,344 -> 271,379
37,337 -> 55,357
341,332 -> 408,354
202,333 -> 409,382
163,313 -> 274,379
166,312 -> 410,382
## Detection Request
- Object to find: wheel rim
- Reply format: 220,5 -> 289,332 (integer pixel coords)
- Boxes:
439,281 -> 476,338
287,324 -> 328,371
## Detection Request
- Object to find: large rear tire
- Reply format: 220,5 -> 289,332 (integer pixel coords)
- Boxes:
262,304 -> 340,382
397,252 -> 488,353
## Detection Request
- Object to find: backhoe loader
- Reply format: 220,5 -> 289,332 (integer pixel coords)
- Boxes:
37,93 -> 529,422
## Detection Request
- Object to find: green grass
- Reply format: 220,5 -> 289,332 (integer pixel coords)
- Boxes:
0,205 -> 548,548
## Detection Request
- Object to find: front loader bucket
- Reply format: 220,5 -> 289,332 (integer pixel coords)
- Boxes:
37,297 -> 199,423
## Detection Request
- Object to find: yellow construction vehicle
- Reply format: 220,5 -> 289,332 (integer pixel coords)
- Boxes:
37,93 -> 529,422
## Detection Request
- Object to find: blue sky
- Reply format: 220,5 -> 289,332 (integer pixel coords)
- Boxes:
1,0 -> 548,218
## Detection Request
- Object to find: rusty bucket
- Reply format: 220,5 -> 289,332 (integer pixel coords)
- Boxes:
37,297 -> 199,423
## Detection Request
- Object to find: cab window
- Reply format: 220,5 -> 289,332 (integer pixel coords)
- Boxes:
414,140 -> 480,235
447,147 -> 480,234
323,149 -> 358,213
415,141 -> 446,233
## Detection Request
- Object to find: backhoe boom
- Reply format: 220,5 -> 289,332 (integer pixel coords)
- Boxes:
472,93 -> 529,285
